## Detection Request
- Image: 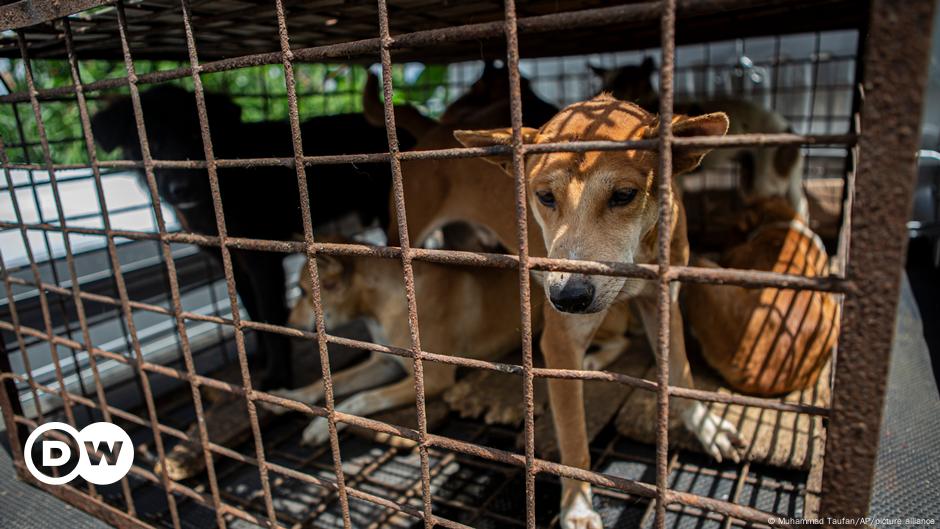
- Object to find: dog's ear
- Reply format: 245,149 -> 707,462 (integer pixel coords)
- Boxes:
453,127 -> 538,175
647,112 -> 729,175
640,56 -> 656,73
90,95 -> 136,153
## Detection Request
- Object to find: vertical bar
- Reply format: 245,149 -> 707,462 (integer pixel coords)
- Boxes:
15,28 -> 137,504
374,2 -> 435,526
176,1 -> 278,526
499,1 -> 537,527
0,109 -> 80,485
62,17 -> 162,519
110,3 -> 197,527
819,0 -> 935,522
0,267 -> 28,462
655,1 -> 678,528
0,76 -> 89,416
270,0 -> 352,527
0,247 -> 45,424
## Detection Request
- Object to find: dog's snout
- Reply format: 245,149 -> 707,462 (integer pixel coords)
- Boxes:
549,277 -> 596,313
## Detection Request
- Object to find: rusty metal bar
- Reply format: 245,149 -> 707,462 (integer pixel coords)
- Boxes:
499,0 -> 539,526
0,252 -> 45,424
819,0 -> 936,522
0,0 -> 919,527
0,315 -> 832,417
0,334 -> 792,529
0,318 -> 27,485
173,2 -> 243,525
176,0 -> 280,525
6,411 -> 282,528
111,1 -> 201,526
655,0 -> 678,527
0,132 -> 858,173
374,0 -> 436,526
0,0 -> 819,103
16,466 -> 155,529
14,24 -> 145,511
0,135 -> 83,489
270,0 -> 353,525
0,76 -> 92,418
63,17 -> 145,515
0,220 -> 853,294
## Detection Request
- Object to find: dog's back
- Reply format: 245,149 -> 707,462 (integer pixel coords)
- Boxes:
297,253 -> 543,363
92,85 -> 411,238
685,198 -> 839,396
384,64 -> 559,250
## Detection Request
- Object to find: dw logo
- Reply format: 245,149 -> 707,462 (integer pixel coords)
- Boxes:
23,422 -> 134,485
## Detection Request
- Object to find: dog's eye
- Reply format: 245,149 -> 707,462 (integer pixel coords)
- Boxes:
536,190 -> 556,208
609,188 -> 638,208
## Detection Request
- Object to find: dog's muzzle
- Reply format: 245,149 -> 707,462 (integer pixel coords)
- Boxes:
548,276 -> 596,313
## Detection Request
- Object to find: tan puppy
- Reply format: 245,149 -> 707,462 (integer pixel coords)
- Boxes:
686,197 -> 839,396
274,252 -> 629,446
455,94 -> 744,529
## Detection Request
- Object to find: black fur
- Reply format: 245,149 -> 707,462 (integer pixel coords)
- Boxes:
92,85 -> 414,389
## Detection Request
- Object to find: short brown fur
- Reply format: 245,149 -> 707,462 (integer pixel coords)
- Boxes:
686,197 -> 840,396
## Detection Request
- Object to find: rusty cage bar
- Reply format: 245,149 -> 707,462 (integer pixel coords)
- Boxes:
0,0 -> 934,528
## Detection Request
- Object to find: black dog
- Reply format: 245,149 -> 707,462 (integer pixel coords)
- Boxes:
92,84 -> 414,389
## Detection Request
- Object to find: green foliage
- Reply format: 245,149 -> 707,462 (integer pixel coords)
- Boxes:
0,60 -> 451,164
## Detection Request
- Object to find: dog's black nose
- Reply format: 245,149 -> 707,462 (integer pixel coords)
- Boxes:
549,278 -> 596,313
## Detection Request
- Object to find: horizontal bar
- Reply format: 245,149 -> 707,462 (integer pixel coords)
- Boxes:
0,313 -> 830,419
0,221 -> 852,293
530,367 -> 830,416
0,0 -> 859,104
0,1 -> 658,103
3,370 -> 789,527
0,133 -> 857,172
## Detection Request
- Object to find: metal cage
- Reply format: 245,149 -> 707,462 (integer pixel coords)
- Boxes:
0,0 -> 934,528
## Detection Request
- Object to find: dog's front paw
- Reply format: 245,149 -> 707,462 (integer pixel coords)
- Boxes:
301,417 -> 332,446
683,402 -> 746,463
561,489 -> 603,529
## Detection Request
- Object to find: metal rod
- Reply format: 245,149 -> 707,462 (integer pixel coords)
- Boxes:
500,0 -> 538,525
375,0 -> 435,526
271,0 -> 353,524
819,0 -> 936,521
655,0 -> 678,526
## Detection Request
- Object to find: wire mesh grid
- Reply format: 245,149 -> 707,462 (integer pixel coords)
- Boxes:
0,0 -> 934,528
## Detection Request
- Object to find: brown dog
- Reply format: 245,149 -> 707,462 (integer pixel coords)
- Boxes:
685,197 -> 839,396
591,62 -> 807,218
274,251 -> 630,445
455,94 -> 744,529
362,63 -> 559,250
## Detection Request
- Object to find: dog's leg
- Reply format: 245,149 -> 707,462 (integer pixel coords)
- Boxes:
301,363 -> 456,445
242,251 -> 293,389
541,306 -> 607,529
634,298 -> 744,462
229,250 -> 292,389
267,352 -> 403,414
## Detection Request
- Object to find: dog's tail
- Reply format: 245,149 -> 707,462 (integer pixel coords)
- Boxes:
363,72 -> 437,140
